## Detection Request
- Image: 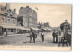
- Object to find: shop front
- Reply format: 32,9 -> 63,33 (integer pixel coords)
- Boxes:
0,24 -> 18,35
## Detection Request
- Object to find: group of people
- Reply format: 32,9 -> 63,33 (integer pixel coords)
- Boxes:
29,28 -> 71,46
29,28 -> 44,43
29,28 -> 62,44
52,30 -> 61,43
52,30 -> 71,46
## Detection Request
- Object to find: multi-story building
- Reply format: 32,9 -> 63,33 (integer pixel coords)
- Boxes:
18,6 -> 37,29
0,3 -> 17,35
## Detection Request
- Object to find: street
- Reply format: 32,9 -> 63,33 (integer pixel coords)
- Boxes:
0,32 -> 69,47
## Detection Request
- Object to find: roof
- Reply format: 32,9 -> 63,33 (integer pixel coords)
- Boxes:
0,24 -> 30,30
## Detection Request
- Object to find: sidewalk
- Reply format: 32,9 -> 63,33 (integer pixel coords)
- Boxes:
0,33 -> 30,37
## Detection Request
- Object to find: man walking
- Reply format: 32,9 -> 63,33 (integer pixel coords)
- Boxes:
30,28 -> 33,43
56,31 -> 58,43
52,30 -> 56,43
41,31 -> 44,42
32,30 -> 36,43
6,30 -> 7,36
30,30 -> 32,43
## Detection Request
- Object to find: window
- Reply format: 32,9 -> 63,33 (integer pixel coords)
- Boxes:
8,19 -> 10,23
2,18 -> 4,20
13,20 -> 15,24
3,28 -> 6,32
2,18 -> 4,23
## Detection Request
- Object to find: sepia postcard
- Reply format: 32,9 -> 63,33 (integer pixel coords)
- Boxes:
0,3 -> 72,51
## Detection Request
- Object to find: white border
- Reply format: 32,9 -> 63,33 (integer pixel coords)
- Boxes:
0,0 -> 80,54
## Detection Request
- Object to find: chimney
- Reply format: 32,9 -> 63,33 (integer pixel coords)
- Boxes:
6,3 -> 10,10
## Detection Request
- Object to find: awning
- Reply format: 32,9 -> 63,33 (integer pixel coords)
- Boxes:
17,26 -> 30,30
0,24 -> 17,29
42,28 -> 47,30
46,28 -> 52,30
30,27 -> 40,30
0,24 -> 30,30
42,27 -> 52,31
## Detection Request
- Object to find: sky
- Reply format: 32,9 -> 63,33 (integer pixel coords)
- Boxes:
1,3 -> 72,27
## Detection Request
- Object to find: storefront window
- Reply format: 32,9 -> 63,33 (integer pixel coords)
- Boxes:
11,29 -> 13,32
3,28 -> 6,32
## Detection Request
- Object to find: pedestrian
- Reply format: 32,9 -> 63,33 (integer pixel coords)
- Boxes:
52,30 -> 56,43
32,30 -> 36,43
41,31 -> 44,42
58,31 -> 61,42
58,31 -> 64,46
56,31 -> 58,43
35,31 -> 37,38
6,31 -> 7,36
30,30 -> 32,43
30,28 -> 33,43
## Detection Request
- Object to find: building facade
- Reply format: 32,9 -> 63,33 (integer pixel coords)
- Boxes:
0,3 -> 17,35
18,6 -> 37,28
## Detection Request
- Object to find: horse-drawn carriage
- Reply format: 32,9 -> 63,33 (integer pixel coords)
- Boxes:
58,32 -> 71,46
58,20 -> 71,46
